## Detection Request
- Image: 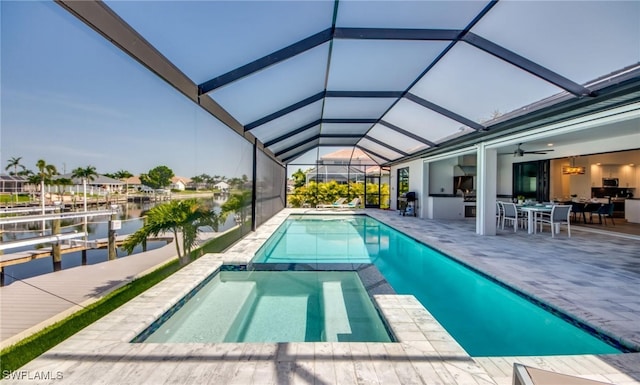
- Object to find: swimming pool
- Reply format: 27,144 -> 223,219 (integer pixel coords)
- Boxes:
137,271 -> 391,343
253,214 -> 624,356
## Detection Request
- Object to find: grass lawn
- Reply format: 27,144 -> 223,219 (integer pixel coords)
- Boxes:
0,194 -> 31,204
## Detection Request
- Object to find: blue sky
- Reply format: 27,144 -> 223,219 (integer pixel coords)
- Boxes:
1,1 -> 255,179
1,1 -> 638,178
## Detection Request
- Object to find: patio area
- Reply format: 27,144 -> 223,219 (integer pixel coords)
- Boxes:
4,208 -> 639,385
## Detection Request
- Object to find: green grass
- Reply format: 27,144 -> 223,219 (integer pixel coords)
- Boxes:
0,194 -> 30,203
0,228 -> 246,377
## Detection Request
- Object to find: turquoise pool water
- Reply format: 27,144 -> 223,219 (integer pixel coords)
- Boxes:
253,214 -> 623,356
140,271 -> 391,343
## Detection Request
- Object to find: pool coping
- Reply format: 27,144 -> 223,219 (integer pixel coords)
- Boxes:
6,208 -> 639,385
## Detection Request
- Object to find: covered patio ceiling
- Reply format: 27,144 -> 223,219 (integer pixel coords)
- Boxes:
58,1 -> 640,166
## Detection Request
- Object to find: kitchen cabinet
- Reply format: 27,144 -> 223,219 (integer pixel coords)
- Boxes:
426,197 -> 464,219
590,166 -> 602,187
591,165 -> 636,187
602,165 -> 619,178
620,165 -> 636,188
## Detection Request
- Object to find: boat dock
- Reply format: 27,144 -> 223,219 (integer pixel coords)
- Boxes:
0,234 -> 173,276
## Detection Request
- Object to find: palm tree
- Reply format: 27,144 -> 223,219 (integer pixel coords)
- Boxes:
221,190 -> 252,225
35,159 -> 58,213
72,166 -> 98,241
5,156 -> 26,176
71,165 -> 98,213
114,169 -> 133,197
122,199 -> 223,265
190,175 -> 204,191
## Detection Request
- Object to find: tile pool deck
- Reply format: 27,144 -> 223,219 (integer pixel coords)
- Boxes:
3,208 -> 640,384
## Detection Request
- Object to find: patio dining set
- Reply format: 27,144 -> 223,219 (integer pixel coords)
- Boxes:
497,200 -> 615,238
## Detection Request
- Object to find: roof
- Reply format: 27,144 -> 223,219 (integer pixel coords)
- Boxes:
125,176 -> 142,185
56,174 -> 123,185
57,2 -> 640,166
171,176 -> 191,184
320,148 -> 375,163
0,174 -> 28,182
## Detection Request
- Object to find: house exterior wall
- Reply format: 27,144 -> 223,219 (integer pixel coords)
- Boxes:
390,158 -> 423,216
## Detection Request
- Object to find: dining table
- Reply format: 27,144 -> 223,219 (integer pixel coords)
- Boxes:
518,205 -> 553,234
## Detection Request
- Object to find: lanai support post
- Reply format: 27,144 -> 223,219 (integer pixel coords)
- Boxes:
476,142 -> 498,236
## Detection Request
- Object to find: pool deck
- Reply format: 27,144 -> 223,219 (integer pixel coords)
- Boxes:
2,208 -> 640,384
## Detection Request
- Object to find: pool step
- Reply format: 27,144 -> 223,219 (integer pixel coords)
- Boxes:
322,281 -> 352,341
145,280 -> 257,342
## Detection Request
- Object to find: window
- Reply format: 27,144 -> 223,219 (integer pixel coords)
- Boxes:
513,160 -> 550,202
397,167 -> 410,196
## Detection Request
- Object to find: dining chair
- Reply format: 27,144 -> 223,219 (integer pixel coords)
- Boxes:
591,203 -> 615,226
537,205 -> 572,238
499,202 -> 520,232
570,202 -> 586,223
496,201 -> 503,226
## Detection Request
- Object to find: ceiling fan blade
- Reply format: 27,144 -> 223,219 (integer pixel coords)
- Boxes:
525,149 -> 554,154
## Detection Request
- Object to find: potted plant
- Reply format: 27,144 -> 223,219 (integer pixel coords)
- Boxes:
517,195 -> 525,205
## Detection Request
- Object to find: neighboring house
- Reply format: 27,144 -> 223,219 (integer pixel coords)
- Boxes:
124,176 -> 142,191
286,179 -> 295,192
305,148 -> 388,184
124,176 -> 154,193
0,174 -> 28,194
54,173 -> 124,194
214,181 -> 230,192
170,176 -> 191,191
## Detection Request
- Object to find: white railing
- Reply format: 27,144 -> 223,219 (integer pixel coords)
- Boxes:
0,232 -> 88,251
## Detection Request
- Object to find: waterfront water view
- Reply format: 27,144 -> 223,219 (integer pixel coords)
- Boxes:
1,199 -> 239,285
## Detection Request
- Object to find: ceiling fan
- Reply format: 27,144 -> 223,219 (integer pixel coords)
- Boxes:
513,143 -> 554,157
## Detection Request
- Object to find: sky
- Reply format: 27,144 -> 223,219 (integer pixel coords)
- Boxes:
1,1 -> 638,179
0,1 -> 256,179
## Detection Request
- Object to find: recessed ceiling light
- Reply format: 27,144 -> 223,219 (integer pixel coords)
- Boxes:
596,163 -> 601,166
547,143 -> 553,147
630,163 -> 635,166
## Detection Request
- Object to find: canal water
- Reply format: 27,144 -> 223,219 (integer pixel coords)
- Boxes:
1,199 -> 238,285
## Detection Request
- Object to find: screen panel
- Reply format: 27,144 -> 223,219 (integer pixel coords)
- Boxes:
383,99 -> 475,144
336,1 -> 490,29
366,123 -> 429,154
268,125 -> 321,155
327,40 -> 449,91
249,100 -> 323,144
209,43 -> 329,124
322,97 -> 397,119
409,43 -> 563,124
358,138 -> 404,161
255,149 -> 285,227
319,123 -> 374,136
319,138 -> 360,146
105,0 -> 334,83
471,1 -> 640,84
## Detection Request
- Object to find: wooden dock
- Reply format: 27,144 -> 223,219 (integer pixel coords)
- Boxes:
0,235 -> 172,270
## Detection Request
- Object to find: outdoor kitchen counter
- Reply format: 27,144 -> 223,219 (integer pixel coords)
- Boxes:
426,196 -> 465,220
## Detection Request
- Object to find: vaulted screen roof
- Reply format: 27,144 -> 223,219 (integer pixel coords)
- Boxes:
64,0 -> 640,166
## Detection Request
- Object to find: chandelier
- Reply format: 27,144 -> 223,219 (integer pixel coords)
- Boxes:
562,157 -> 585,175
